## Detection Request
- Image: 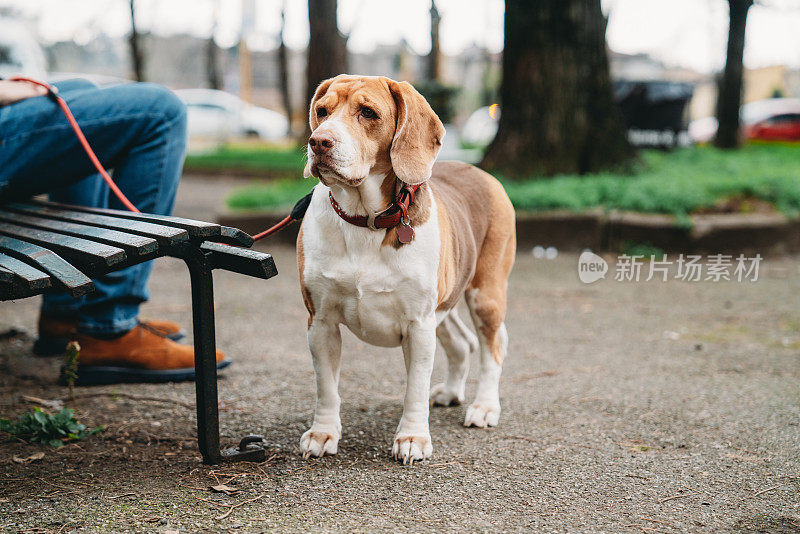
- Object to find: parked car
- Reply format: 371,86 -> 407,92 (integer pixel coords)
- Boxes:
176,89 -> 289,141
745,113 -> 800,141
0,17 -> 47,79
689,98 -> 800,143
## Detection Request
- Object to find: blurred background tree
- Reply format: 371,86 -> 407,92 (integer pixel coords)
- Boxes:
305,0 -> 348,138
128,0 -> 145,82
415,1 -> 459,125
205,0 -> 222,90
425,0 -> 440,81
481,0 -> 633,177
278,0 -> 292,134
715,0 -> 753,149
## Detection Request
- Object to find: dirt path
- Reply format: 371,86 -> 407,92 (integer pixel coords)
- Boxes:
0,177 -> 798,532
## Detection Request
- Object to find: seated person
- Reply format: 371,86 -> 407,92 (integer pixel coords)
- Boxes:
0,78 -> 227,385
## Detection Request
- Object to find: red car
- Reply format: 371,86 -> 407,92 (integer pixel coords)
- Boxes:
745,113 -> 800,141
690,98 -> 800,144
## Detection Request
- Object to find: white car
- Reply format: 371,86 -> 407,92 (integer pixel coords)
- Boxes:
0,17 -> 47,79
176,89 -> 289,141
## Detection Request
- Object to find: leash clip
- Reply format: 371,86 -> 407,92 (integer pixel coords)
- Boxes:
366,211 -> 378,231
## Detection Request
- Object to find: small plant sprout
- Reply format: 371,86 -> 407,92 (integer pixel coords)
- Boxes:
64,341 -> 80,400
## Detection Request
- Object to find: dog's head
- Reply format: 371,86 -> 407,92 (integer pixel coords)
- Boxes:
304,75 -> 445,187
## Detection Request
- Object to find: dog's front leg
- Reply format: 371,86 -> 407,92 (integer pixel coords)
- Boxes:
393,316 -> 437,464
300,320 -> 342,458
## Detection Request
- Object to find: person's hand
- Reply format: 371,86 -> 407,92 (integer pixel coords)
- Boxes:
0,80 -> 48,106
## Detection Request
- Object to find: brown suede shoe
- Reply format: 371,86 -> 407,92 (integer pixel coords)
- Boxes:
136,318 -> 185,339
64,325 -> 229,386
35,314 -> 185,356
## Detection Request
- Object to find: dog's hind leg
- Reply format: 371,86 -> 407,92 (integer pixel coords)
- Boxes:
431,309 -> 478,407
464,289 -> 508,428
300,320 -> 343,458
463,230 -> 515,428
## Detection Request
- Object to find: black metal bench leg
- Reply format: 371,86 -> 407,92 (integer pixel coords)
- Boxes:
185,251 -> 266,464
185,253 -> 222,464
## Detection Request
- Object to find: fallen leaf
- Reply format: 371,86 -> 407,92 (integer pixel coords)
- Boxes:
12,452 -> 45,464
210,484 -> 239,495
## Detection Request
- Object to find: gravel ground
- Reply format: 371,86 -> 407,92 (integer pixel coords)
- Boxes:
0,176 -> 798,533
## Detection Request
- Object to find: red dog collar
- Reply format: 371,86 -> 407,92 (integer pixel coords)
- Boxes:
329,183 -> 421,242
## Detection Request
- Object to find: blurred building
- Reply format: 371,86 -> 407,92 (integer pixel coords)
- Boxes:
43,33 -> 800,124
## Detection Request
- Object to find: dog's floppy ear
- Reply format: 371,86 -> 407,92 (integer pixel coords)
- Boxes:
304,76 -> 338,178
387,80 -> 445,185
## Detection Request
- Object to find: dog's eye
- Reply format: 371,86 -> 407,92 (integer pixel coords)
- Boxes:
360,107 -> 377,119
316,107 -> 328,118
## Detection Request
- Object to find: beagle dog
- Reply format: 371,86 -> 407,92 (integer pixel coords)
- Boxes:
297,75 -> 516,464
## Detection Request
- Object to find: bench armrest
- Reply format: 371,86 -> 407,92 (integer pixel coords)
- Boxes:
200,242 -> 278,280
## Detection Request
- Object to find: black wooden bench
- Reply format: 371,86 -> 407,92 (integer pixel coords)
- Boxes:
0,199 -> 277,464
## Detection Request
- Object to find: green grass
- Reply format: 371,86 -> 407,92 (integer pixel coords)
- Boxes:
224,144 -> 800,217
185,144 -> 307,176
227,177 -> 317,211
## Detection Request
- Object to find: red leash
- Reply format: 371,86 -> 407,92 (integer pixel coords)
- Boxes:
252,215 -> 293,241
11,77 -> 140,213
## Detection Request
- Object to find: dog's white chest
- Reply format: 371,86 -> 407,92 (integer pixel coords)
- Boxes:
301,190 -> 440,348
318,256 -> 407,345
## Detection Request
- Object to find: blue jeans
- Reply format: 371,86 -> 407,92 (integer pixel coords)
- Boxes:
0,79 -> 187,336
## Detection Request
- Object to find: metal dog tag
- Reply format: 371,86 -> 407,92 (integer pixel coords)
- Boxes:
397,222 -> 415,244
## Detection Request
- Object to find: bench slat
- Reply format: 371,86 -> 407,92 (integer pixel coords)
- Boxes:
200,242 -> 278,280
211,226 -> 255,248
0,283 -> 43,301
0,236 -> 93,297
6,203 -> 189,246
0,222 -> 126,270
33,200 -> 221,239
0,253 -> 51,290
0,265 -> 13,283
0,210 -> 158,257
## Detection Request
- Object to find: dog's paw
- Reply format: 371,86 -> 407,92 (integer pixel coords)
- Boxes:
392,434 -> 432,465
299,428 -> 340,459
464,402 -> 501,428
430,383 -> 463,407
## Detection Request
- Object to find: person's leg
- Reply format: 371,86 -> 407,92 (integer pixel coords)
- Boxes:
0,81 -> 186,336
39,173 -> 107,322
0,81 -> 187,200
69,84 -> 185,337
1,81 -> 227,383
29,80 -> 110,350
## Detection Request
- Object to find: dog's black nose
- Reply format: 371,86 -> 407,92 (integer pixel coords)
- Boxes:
309,133 -> 335,155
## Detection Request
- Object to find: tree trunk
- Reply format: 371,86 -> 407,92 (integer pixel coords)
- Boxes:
205,0 -> 222,90
205,38 -> 222,90
278,2 -> 293,132
305,0 -> 348,139
481,0 -> 633,177
714,0 -> 753,149
128,0 -> 145,82
425,1 -> 441,81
